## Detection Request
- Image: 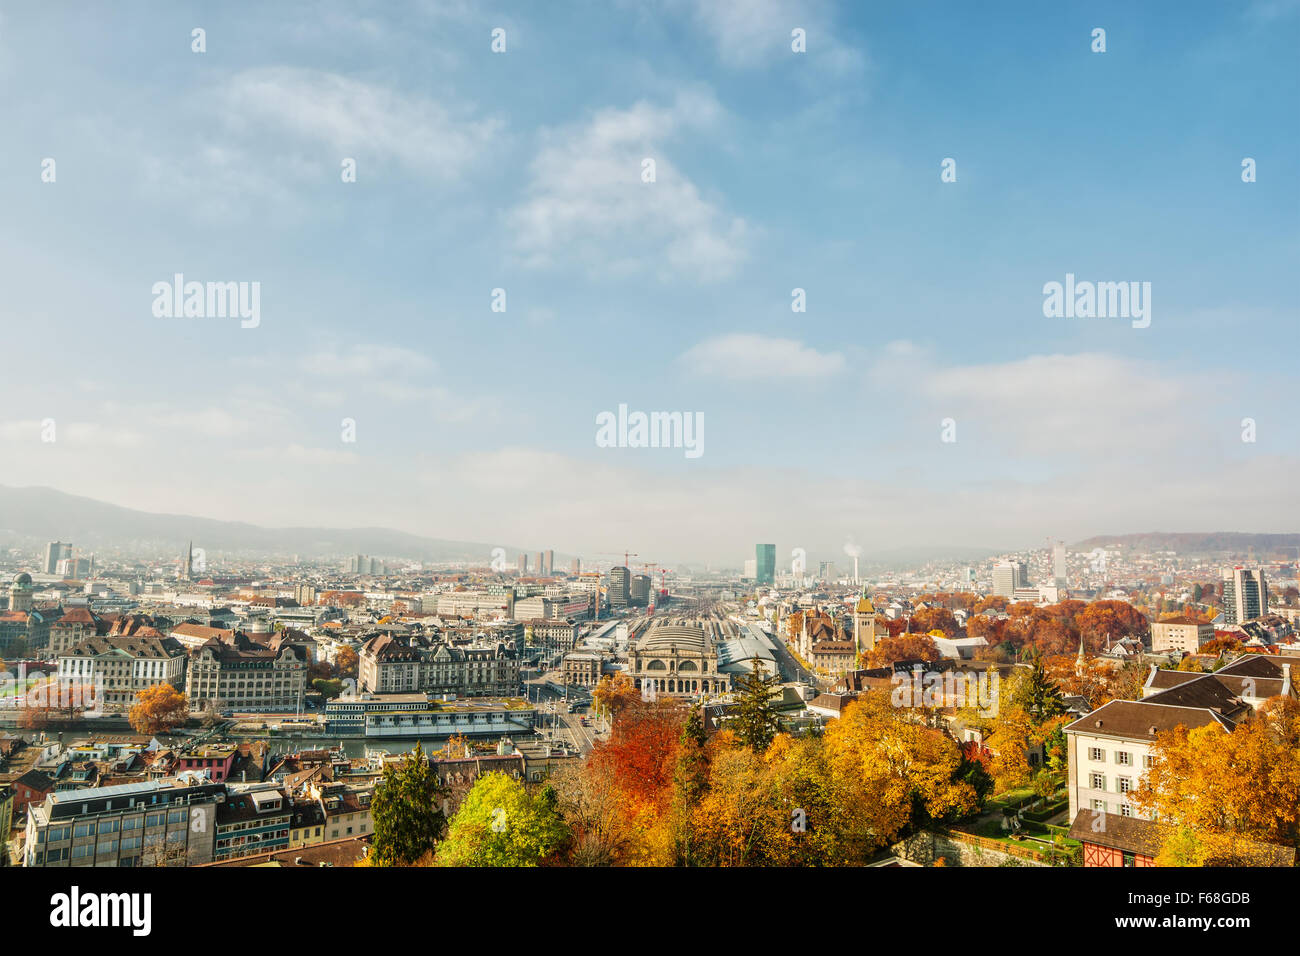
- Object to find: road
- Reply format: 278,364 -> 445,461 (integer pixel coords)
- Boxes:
524,670 -> 606,754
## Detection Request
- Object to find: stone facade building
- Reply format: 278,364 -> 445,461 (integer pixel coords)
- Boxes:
57,633 -> 187,713
185,633 -> 309,712
358,634 -> 519,698
627,623 -> 728,697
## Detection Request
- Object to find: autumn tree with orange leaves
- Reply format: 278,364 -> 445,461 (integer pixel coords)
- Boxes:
129,684 -> 190,735
864,633 -> 940,668
1132,700 -> 1300,863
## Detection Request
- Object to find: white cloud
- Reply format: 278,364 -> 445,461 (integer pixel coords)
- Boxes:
220,68 -> 500,179
678,333 -> 845,380
509,91 -> 748,281
672,0 -> 865,73
871,346 -> 1220,458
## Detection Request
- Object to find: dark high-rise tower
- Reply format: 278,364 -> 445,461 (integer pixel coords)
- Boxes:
608,566 -> 630,607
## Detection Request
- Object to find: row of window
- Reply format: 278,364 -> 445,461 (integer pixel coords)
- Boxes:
1089,773 -> 1137,794
1086,746 -> 1155,768
1091,799 -> 1135,818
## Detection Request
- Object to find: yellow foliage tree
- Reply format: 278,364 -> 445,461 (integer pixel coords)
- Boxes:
129,684 -> 189,736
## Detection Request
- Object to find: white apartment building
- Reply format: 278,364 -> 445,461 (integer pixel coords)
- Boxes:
1065,655 -> 1292,824
1150,616 -> 1213,654
57,635 -> 188,712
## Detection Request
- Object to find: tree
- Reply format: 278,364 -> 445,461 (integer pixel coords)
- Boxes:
1019,654 -> 1065,722
436,772 -> 569,867
865,633 -> 940,668
667,707 -> 711,865
823,691 -> 978,848
731,661 -> 782,752
437,733 -> 472,759
588,696 -> 684,807
334,646 -> 359,680
311,678 -> 344,698
369,743 -> 450,866
553,759 -> 633,867
691,744 -> 792,866
1132,711 -> 1300,854
592,672 -> 640,720
129,684 -> 189,735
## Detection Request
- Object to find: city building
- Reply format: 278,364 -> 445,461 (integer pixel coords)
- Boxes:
514,592 -> 590,621
1222,567 -> 1268,625
48,606 -> 105,657
627,622 -> 729,696
630,574 -> 651,607
436,590 -> 515,619
524,619 -> 580,654
562,648 -> 606,687
608,566 -> 630,608
185,633 -> 309,713
851,592 -> 888,655
23,776 -> 226,867
992,561 -> 1030,599
44,542 -> 73,575
57,633 -> 187,713
357,634 -> 520,698
1064,655 -> 1292,828
1150,616 -> 1214,655
809,640 -> 857,675
8,572 -> 35,614
214,784 -> 292,861
755,544 -> 776,587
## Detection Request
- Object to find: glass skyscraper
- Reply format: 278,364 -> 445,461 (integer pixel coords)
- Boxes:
755,543 -> 776,586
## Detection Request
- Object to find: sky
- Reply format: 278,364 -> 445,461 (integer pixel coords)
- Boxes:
0,0 -> 1296,566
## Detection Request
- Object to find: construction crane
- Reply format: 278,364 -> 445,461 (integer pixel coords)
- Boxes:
595,551 -> 638,568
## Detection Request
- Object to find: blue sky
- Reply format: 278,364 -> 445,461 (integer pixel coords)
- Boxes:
0,0 -> 1296,565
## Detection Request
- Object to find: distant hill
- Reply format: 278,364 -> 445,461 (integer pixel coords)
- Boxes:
0,485 -> 528,563
1071,532 -> 1300,557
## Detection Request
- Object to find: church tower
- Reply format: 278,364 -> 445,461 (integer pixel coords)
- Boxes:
853,587 -> 879,656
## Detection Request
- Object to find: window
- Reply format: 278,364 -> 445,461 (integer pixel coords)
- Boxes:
1091,799 -> 1106,812
73,822 -> 93,838
1120,804 -> 1133,818
1118,777 -> 1132,794
1116,751 -> 1132,766
1143,754 -> 1156,769
1122,851 -> 1136,867
1090,772 -> 1106,790
1088,747 -> 1105,761
98,819 -> 119,834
